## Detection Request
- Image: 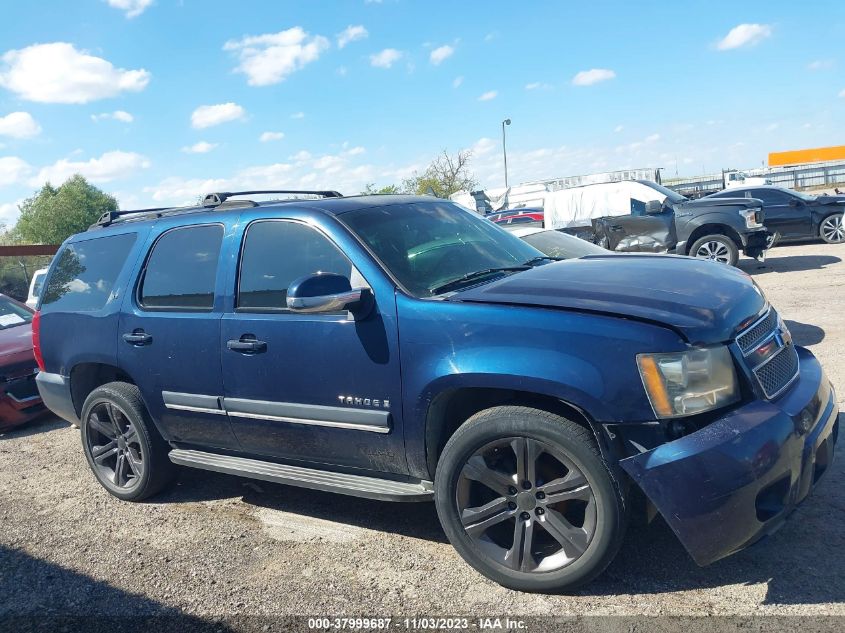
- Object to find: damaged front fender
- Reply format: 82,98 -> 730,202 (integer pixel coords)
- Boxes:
619,348 -> 838,566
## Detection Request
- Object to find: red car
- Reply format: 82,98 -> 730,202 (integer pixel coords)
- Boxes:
0,293 -> 45,431
489,207 -> 545,227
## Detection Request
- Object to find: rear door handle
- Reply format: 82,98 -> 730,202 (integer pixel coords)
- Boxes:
227,337 -> 267,354
122,331 -> 152,346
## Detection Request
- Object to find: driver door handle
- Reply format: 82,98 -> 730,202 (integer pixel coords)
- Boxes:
227,337 -> 267,354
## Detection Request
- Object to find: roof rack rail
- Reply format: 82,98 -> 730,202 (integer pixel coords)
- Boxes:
94,207 -> 172,227
202,190 -> 343,208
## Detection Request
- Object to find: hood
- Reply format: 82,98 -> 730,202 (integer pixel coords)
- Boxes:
451,255 -> 766,345
0,323 -> 34,360
815,195 -> 845,206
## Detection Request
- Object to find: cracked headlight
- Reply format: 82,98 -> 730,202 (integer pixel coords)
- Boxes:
637,346 -> 740,418
740,207 -> 764,229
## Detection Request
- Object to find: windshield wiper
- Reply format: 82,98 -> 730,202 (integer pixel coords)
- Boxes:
429,266 -> 530,295
523,256 -> 563,266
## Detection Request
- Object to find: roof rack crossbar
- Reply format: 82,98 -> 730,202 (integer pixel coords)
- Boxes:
202,190 -> 343,208
95,207 -> 173,227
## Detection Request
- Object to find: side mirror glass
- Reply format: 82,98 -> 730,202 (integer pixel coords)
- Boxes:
286,272 -> 369,316
644,200 -> 663,215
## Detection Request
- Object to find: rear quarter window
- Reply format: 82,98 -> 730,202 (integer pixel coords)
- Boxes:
40,233 -> 137,313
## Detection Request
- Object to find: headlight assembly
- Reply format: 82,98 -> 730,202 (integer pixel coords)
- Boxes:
637,346 -> 740,418
739,208 -> 764,229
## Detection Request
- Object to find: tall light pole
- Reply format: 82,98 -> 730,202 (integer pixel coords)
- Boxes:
502,118 -> 511,189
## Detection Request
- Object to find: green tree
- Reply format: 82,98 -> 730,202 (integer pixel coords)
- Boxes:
402,150 -> 477,198
361,183 -> 402,195
13,175 -> 118,245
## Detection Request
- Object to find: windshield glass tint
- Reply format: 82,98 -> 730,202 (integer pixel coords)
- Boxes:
0,295 -> 32,329
342,201 -> 542,297
522,231 -> 608,258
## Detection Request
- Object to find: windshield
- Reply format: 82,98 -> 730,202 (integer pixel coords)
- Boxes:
342,201 -> 543,297
0,295 -> 33,330
793,189 -> 817,202
522,230 -> 609,258
639,180 -> 688,204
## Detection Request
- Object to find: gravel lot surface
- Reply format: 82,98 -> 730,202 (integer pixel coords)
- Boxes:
1,241 -> 843,624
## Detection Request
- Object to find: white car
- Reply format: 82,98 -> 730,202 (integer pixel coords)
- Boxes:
26,267 -> 49,309
508,226 -> 610,259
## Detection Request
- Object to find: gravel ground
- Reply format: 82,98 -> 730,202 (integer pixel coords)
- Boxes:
1,241 -> 843,624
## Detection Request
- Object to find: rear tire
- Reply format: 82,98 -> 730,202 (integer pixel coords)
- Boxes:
689,234 -> 739,266
819,213 -> 844,244
434,406 -> 626,592
80,382 -> 174,501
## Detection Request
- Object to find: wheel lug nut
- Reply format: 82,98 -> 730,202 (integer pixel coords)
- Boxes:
522,481 -> 532,490
520,512 -> 530,521
536,508 -> 545,516
508,502 -> 517,511
536,491 -> 545,500
508,486 -> 518,496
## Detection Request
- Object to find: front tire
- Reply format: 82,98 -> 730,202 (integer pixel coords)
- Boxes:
434,406 -> 626,592
819,213 -> 844,244
80,382 -> 174,501
689,234 -> 739,266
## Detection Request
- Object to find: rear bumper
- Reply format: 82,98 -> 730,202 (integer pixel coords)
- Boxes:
0,370 -> 45,430
34,371 -> 79,425
620,347 -> 838,566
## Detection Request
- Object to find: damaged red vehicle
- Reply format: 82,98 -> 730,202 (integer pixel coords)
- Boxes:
0,293 -> 45,431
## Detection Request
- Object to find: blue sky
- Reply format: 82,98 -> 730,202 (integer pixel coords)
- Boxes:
1,0 -> 843,226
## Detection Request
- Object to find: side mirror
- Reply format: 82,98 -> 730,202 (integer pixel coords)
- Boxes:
287,273 -> 369,313
644,200 -> 663,215
788,198 -> 801,207
286,272 -> 369,316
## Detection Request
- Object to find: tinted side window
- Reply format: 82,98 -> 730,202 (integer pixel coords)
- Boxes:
751,189 -> 789,205
238,221 -> 355,310
41,233 -> 137,313
140,225 -> 223,310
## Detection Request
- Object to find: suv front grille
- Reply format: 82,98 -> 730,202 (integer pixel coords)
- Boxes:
754,342 -> 800,399
736,307 -> 800,399
737,309 -> 778,354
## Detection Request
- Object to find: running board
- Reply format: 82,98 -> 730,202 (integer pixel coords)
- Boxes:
168,449 -> 434,502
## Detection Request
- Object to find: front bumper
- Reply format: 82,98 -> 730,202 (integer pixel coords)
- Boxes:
742,228 -> 770,258
619,346 -> 838,566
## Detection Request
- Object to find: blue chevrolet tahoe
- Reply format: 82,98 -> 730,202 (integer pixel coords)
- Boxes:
34,191 -> 838,592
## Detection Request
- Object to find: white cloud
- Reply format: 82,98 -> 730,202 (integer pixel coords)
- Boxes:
0,156 -> 31,187
452,76 -> 463,88
191,103 -> 246,129
291,111 -> 305,119
33,150 -> 150,185
839,88 -> 845,98
0,42 -> 150,103
91,110 -> 134,123
260,131 -> 285,142
337,25 -> 368,48
0,199 -> 23,227
484,32 -> 498,42
224,27 -> 330,86
370,48 -> 403,69
572,68 -> 616,86
613,125 -> 624,133
106,0 -> 153,18
430,45 -> 454,65
346,146 -> 365,156
478,90 -> 498,101
0,112 -> 41,138
645,133 -> 660,143
808,59 -> 834,71
716,23 -> 772,51
525,82 -> 552,90
182,141 -> 218,154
